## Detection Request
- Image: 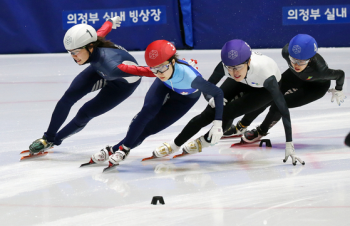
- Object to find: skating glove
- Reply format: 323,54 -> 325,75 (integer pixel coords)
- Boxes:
187,59 -> 197,67
208,97 -> 227,108
208,120 -> 223,144
328,88 -> 346,106
109,16 -> 122,29
183,58 -> 198,70
283,142 -> 305,165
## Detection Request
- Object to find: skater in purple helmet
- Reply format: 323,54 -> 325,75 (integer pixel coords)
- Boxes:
150,39 -> 304,165
227,34 -> 346,145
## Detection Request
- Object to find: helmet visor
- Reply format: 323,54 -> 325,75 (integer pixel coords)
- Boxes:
68,46 -> 86,56
223,58 -> 249,72
289,55 -> 309,66
224,63 -> 246,72
150,62 -> 171,74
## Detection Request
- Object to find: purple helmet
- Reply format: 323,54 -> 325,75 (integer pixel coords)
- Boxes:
221,39 -> 252,66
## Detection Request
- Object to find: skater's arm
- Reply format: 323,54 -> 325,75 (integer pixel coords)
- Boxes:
97,16 -> 122,37
309,53 -> 345,90
117,64 -> 156,77
191,76 -> 224,120
263,75 -> 292,142
333,69 -> 345,91
97,21 -> 113,37
208,61 -> 226,84
203,61 -> 226,101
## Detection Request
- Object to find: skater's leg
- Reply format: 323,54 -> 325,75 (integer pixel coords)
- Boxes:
175,78 -> 248,145
124,91 -> 201,149
240,103 -> 270,127
116,79 -> 171,150
260,80 -> 330,133
54,79 -> 141,145
222,101 -> 271,137
29,67 -> 105,153
44,66 -> 102,142
174,105 -> 216,146
203,87 -> 273,141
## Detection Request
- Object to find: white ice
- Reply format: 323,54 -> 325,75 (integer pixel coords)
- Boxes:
0,48 -> 349,226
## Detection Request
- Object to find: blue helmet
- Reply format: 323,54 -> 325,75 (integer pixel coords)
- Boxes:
221,39 -> 252,66
288,34 -> 318,60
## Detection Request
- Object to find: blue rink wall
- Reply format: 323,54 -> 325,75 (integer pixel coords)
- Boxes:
1,0 -> 350,54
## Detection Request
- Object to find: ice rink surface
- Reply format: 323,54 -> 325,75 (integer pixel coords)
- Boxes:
0,48 -> 349,226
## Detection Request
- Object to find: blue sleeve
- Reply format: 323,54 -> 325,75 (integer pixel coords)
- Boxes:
202,61 -> 226,101
191,76 -> 224,120
263,76 -> 292,142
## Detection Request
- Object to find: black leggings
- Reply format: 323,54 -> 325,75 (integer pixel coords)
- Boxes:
239,69 -> 331,133
174,78 -> 273,146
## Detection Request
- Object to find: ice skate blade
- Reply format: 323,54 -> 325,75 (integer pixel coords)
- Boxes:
80,162 -> 96,167
103,164 -> 119,172
80,159 -> 96,167
142,156 -> 159,161
20,151 -> 48,161
172,152 -> 189,159
21,146 -> 53,155
221,135 -> 242,139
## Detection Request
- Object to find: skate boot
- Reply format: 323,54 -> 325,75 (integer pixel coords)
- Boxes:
103,145 -> 130,172
242,126 -> 268,143
173,136 -> 211,158
109,145 -> 130,164
91,146 -> 114,164
154,141 -> 180,157
29,136 -> 54,154
80,146 -> 114,167
142,140 -> 181,161
222,120 -> 247,138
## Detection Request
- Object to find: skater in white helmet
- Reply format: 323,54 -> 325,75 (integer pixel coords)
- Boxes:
24,17 -> 155,159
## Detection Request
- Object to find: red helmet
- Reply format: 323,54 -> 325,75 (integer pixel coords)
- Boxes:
145,40 -> 176,67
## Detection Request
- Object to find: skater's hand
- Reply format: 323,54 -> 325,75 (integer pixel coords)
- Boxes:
208,120 -> 223,144
187,59 -> 197,68
183,58 -> 198,70
208,97 -> 227,108
283,142 -> 305,166
328,88 -> 346,106
109,16 -> 122,29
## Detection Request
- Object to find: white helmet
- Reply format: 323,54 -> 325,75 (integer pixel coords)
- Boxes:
63,24 -> 97,50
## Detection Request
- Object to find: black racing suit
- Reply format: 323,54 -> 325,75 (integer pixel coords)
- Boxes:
240,43 -> 345,133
